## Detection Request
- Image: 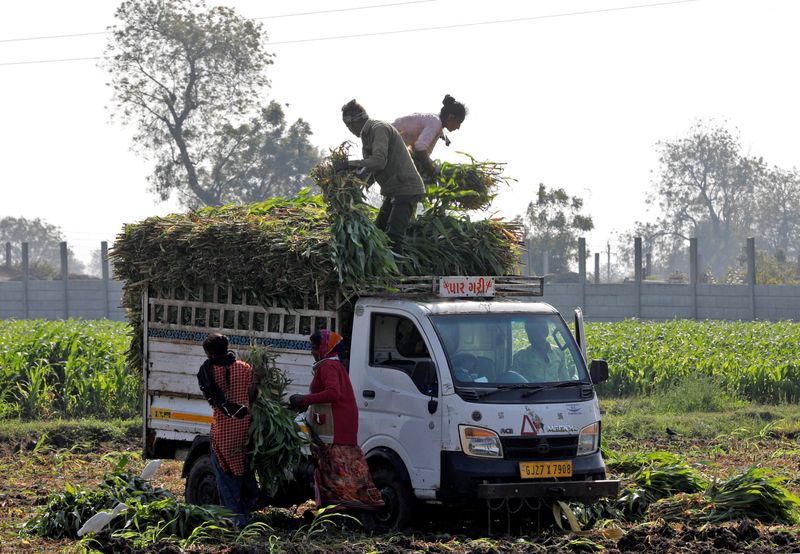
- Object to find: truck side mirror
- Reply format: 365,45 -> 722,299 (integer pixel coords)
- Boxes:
589,359 -> 609,384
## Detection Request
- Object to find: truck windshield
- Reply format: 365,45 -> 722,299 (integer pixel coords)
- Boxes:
430,313 -> 588,386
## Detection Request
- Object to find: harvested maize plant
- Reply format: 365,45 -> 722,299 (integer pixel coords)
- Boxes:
575,451 -> 707,524
577,450 -> 800,527
310,144 -> 398,288
246,346 -> 307,496
24,459 -> 177,539
427,153 -> 513,211
647,467 -> 800,525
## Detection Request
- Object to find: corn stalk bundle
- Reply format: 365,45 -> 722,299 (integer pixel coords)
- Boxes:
119,498 -> 233,540
113,192 -> 336,309
701,467 -> 800,524
645,491 -> 706,521
429,153 -> 512,211
310,144 -> 398,289
246,346 -> 307,497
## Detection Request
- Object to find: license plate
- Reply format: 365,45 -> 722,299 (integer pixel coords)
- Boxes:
519,461 -> 573,479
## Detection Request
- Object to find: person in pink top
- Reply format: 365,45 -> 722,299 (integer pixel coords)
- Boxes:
392,94 -> 467,180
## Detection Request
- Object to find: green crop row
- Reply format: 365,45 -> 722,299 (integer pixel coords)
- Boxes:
1,318 -> 797,421
586,320 -> 800,404
0,319 -> 140,420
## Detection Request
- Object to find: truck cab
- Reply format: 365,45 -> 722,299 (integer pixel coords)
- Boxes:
143,276 -> 618,529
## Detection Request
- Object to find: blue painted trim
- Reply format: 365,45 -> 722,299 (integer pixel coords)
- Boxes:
147,328 -> 311,351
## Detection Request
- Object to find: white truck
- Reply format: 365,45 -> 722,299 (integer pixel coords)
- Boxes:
142,275 -> 619,529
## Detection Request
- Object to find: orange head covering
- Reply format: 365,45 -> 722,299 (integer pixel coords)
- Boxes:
317,328 -> 343,359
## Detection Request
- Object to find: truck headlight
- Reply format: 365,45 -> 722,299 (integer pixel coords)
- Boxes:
577,422 -> 600,456
459,425 -> 503,458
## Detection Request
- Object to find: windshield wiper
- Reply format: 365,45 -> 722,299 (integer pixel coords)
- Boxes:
520,381 -> 589,398
469,383 -> 540,400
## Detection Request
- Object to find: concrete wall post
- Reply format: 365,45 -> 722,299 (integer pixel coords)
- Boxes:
689,238 -> 698,320
60,242 -> 69,319
747,237 -> 756,320
594,252 -> 600,284
101,241 -> 110,319
21,242 -> 29,319
634,237 -> 642,318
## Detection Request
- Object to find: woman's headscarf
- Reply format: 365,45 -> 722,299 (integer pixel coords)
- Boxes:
317,328 -> 344,360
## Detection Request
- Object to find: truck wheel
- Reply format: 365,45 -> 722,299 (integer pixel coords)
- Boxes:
185,453 -> 219,505
361,466 -> 415,531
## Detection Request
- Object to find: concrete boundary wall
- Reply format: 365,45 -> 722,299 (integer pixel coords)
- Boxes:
526,236 -> 800,322
1,278 -> 798,323
1,240 -> 126,321
0,279 -> 126,321
1,237 -> 798,323
541,282 -> 800,322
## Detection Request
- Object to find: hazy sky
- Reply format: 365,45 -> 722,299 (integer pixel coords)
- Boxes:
2,0 -> 799,265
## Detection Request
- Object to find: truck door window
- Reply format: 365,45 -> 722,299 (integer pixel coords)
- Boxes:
370,314 -> 437,395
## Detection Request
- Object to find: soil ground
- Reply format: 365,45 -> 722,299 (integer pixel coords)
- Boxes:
2,423 -> 799,553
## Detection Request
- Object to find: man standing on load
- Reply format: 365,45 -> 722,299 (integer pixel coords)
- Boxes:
335,99 -> 425,253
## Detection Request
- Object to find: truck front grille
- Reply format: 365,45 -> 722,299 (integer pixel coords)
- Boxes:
501,435 -> 578,461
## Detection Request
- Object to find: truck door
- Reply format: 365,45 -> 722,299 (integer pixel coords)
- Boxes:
355,310 -> 442,492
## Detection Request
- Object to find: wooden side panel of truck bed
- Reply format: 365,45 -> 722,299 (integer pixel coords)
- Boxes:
144,286 -> 335,449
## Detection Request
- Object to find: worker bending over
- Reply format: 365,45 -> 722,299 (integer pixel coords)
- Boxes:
393,94 -> 468,180
336,99 -> 425,253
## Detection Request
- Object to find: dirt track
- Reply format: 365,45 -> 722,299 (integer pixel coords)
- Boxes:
2,430 -> 799,553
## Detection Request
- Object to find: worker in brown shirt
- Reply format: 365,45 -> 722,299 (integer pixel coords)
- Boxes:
335,99 -> 425,252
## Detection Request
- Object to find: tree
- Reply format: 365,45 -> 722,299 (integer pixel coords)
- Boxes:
616,221 -> 689,279
197,102 -> 321,204
649,121 -> 765,274
104,0 -> 319,207
754,166 -> 800,260
722,250 -> 800,285
525,184 -> 594,275
0,216 -> 85,276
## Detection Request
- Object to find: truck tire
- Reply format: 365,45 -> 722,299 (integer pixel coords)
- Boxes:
361,466 -> 415,531
185,453 -> 219,505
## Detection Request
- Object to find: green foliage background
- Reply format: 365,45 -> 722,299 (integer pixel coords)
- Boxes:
0,319 -> 139,419
587,319 -> 800,403
2,318 -> 799,421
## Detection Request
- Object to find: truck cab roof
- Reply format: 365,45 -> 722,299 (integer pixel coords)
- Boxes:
357,297 -> 560,317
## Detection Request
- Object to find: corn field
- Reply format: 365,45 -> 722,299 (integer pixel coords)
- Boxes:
0,319 -> 139,419
1,319 -> 798,421
587,320 -> 800,403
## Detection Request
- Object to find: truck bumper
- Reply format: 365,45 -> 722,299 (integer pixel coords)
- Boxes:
438,450 -> 618,503
477,479 -> 620,500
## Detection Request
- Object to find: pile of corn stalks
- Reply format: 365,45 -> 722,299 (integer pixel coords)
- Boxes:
113,146 -> 521,302
112,146 -> 522,370
576,451 -> 800,526
24,458 -> 221,540
646,467 -> 800,524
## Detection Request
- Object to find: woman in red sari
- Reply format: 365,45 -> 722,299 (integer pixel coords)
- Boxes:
289,329 -> 384,510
